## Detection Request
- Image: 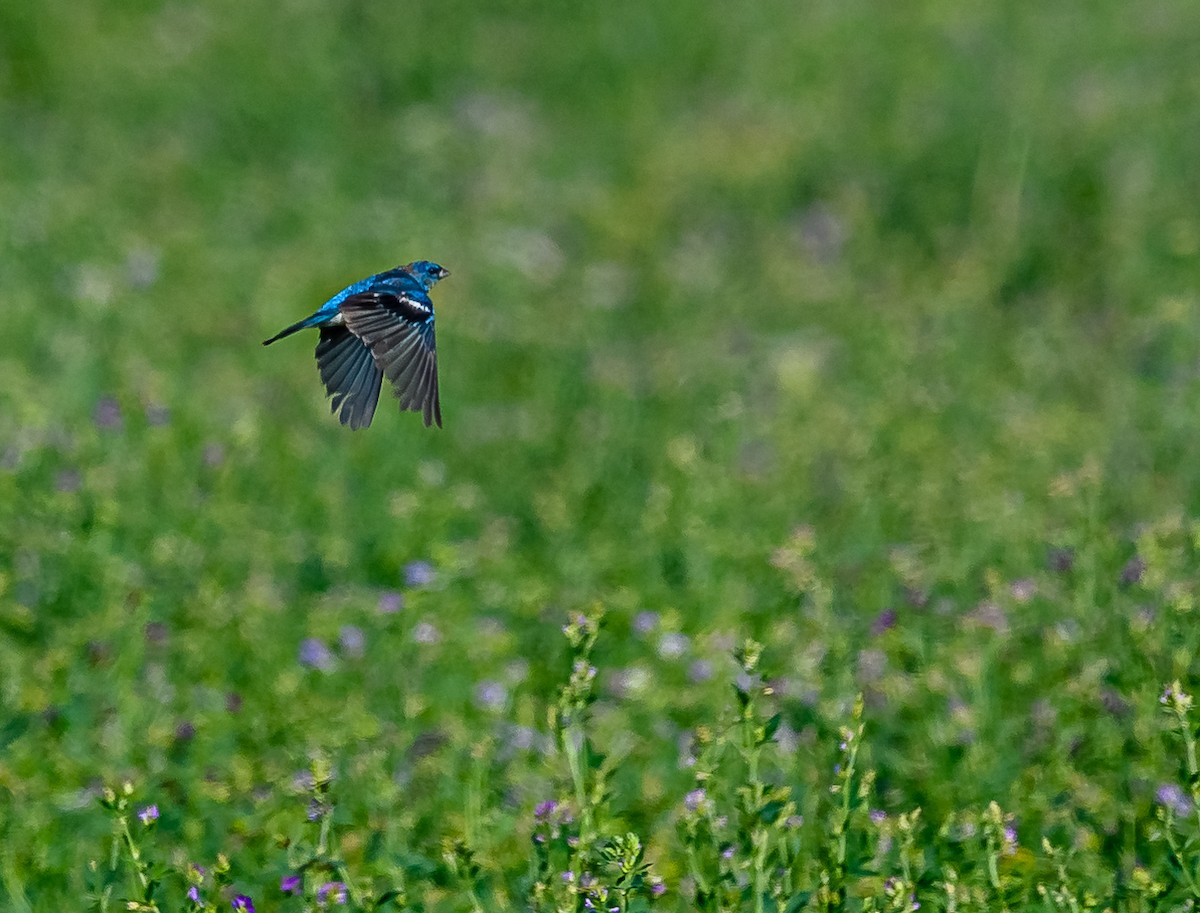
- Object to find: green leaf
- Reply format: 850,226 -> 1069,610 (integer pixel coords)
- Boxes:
763,713 -> 782,743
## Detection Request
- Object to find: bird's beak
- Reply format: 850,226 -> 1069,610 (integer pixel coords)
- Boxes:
437,267 -> 451,280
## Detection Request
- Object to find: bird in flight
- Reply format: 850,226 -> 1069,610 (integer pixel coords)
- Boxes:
263,260 -> 449,429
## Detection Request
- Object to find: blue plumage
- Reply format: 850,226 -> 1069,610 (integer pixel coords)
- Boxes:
264,260 -> 449,429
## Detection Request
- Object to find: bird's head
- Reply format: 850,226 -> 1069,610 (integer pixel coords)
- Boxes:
407,260 -> 450,290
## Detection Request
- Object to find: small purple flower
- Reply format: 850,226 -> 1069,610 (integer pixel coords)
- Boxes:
1002,826 -> 1018,855
187,886 -> 201,904
1156,681 -> 1185,710
281,874 -> 302,895
145,403 -> 171,426
633,611 -> 659,634
651,881 -> 667,897
561,871 -> 575,883
1009,578 -> 1036,603
404,560 -> 436,587
721,845 -> 735,860
412,621 -> 441,644
299,637 -> 335,671
688,659 -> 714,683
378,590 -> 404,614
658,632 -> 689,659
869,809 -> 887,825
1047,546 -> 1075,573
534,799 -> 558,819
316,881 -> 348,905
870,609 -> 897,636
475,680 -> 508,712
232,896 -> 255,913
1119,556 -> 1146,587
1157,783 -> 1192,817
138,804 -> 159,825
684,788 -> 707,812
94,397 -> 123,430
339,625 -> 365,658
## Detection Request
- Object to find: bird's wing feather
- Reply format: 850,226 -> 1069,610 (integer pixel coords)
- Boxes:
339,291 -> 441,428
315,326 -> 384,430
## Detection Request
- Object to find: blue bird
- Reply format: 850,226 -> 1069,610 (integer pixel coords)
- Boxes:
263,260 -> 449,429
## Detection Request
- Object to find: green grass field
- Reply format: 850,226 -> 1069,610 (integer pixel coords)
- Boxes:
3,1 -> 1200,909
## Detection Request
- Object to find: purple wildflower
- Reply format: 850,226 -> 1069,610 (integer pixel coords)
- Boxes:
404,560 -> 436,587
94,397 -> 123,430
186,886 -> 201,904
684,788 -> 707,812
378,590 -> 404,614
658,632 -> 689,659
232,896 -> 255,913
339,625 -> 365,658
651,881 -> 667,897
1120,556 -> 1146,587
298,637 -> 335,671
1047,546 -> 1075,573
561,871 -> 575,883
1157,783 -> 1192,817
1009,578 -> 1036,603
870,609 -> 897,636
721,845 -> 735,860
534,799 -> 558,819
475,680 -> 507,712
412,621 -> 440,644
316,881 -> 348,905
145,403 -> 171,426
138,804 -> 159,826
281,874 -> 302,895
688,659 -> 714,683
869,809 -> 887,825
633,611 -> 659,634
1002,826 -> 1018,855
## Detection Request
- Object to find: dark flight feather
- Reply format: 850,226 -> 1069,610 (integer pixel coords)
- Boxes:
340,291 -> 441,428
315,326 -> 384,430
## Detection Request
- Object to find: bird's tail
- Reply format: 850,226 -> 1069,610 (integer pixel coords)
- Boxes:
262,315 -> 320,346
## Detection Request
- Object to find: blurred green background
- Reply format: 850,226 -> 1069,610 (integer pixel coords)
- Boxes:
2,0 -> 1200,906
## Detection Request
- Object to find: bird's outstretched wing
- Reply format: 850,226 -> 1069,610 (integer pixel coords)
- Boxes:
339,291 -> 441,428
315,325 -> 384,430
